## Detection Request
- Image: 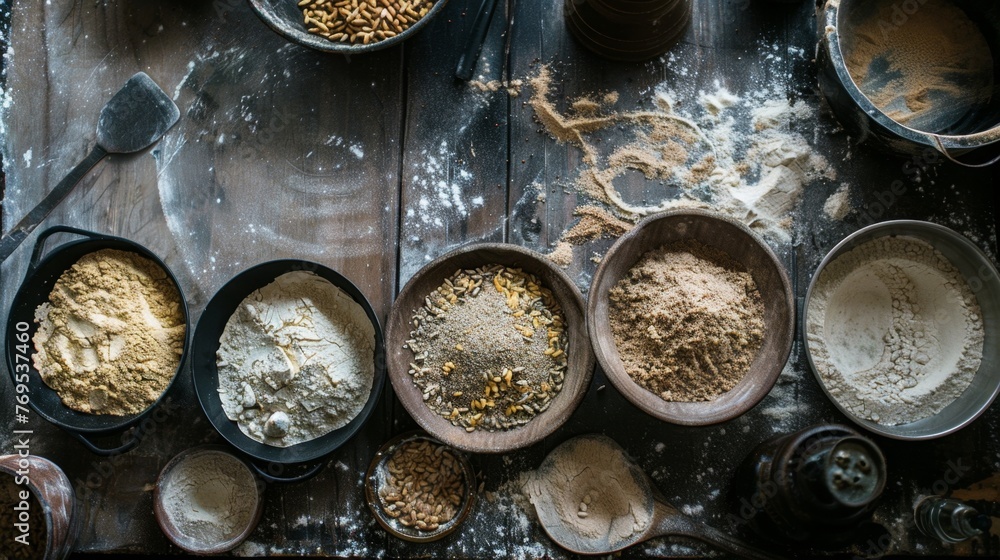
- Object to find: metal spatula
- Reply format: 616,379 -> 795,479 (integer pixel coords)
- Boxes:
0,72 -> 180,263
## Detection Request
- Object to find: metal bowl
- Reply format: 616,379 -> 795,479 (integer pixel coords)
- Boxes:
248,0 -> 450,54
803,220 -> 1000,440
191,259 -> 385,482
4,226 -> 190,456
364,431 -> 475,542
816,0 -> 1000,167
588,210 -> 795,426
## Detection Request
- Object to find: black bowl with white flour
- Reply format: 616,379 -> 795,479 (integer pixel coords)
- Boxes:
804,221 -> 1000,440
192,260 -> 385,480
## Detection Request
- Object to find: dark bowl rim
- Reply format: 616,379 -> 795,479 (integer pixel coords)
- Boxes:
247,0 -> 452,54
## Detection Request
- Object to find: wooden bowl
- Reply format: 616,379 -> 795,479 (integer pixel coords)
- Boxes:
588,210 -> 794,425
387,243 -> 595,453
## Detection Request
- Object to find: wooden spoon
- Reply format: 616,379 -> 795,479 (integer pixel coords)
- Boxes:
529,434 -> 785,559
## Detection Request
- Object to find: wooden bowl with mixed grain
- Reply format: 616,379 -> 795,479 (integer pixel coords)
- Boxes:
386,243 -> 595,454
588,209 -> 794,425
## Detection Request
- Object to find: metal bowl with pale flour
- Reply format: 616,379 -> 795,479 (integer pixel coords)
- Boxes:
804,220 -> 1000,440
191,260 -> 386,482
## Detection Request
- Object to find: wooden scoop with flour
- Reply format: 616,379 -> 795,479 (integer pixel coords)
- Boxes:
527,434 -> 785,559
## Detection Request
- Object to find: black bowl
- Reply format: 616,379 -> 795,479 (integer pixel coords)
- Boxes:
248,0 -> 451,54
191,259 -> 385,482
5,226 -> 190,456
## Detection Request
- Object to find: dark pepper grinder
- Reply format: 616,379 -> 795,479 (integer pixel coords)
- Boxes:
730,424 -> 887,546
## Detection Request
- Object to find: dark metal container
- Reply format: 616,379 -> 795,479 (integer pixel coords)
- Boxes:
4,226 -> 190,456
731,424 -> 887,546
564,0 -> 692,62
191,259 -> 386,483
816,0 -> 1000,167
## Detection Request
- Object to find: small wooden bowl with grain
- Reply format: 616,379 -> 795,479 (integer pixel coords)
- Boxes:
386,243 -> 595,454
588,209 -> 794,425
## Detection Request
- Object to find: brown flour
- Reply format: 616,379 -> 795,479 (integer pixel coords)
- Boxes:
563,206 -> 634,245
608,240 -> 764,402
528,65 -> 834,243
844,0 -> 993,132
32,249 -> 186,415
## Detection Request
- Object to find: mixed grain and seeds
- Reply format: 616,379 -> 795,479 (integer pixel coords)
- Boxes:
405,265 -> 568,433
377,439 -> 467,532
297,0 -> 435,45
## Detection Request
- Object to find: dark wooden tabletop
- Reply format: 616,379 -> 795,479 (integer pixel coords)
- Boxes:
2,0 -> 1000,557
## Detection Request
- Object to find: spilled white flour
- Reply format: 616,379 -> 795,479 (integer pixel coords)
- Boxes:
807,236 -> 984,425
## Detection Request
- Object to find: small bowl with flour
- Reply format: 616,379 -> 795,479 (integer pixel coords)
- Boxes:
154,446 -> 263,554
588,209 -> 795,425
804,221 -> 1000,440
191,260 -> 385,481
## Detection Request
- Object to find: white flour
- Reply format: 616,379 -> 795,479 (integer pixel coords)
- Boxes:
160,450 -> 258,548
217,271 -> 375,447
824,183 -> 852,221
806,236 -> 984,425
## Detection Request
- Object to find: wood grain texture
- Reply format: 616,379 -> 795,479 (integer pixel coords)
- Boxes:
0,0 -> 997,557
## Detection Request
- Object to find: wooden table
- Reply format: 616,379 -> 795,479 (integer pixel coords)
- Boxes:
2,0 -> 999,557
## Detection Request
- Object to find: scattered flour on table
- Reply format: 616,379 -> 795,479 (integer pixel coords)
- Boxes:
529,55 -> 835,267
824,183 -> 852,221
806,236 -> 984,425
217,271 -> 375,447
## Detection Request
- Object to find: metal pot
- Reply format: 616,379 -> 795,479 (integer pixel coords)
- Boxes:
4,226 -> 190,456
191,259 -> 385,483
817,0 -> 1000,167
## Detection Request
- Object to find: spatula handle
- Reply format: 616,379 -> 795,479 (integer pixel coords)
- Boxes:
0,144 -> 108,264
684,522 -> 787,560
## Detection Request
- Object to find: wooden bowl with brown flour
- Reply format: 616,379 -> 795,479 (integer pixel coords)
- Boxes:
588,209 -> 794,425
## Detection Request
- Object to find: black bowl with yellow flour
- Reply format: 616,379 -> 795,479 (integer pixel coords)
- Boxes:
5,226 -> 190,456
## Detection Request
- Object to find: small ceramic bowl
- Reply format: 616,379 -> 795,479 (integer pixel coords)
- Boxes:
386,243 -> 595,454
0,455 -> 79,560
248,0 -> 451,54
588,209 -> 795,425
154,446 -> 264,554
803,220 -> 1000,440
365,431 -> 475,542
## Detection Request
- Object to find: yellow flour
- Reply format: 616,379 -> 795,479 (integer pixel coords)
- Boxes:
32,249 -> 186,415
